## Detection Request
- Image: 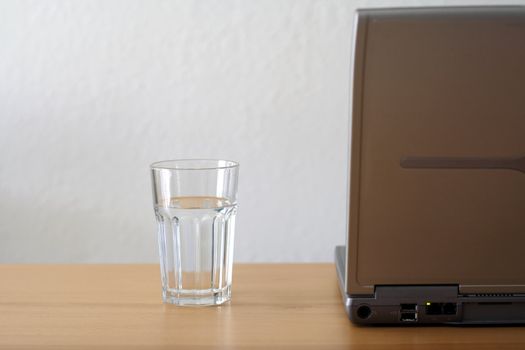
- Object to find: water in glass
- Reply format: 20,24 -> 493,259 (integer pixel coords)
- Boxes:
154,196 -> 237,305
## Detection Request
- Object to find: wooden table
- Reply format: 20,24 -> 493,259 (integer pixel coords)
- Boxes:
1,264 -> 524,349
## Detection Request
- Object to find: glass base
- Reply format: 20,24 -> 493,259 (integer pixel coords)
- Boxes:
162,285 -> 231,306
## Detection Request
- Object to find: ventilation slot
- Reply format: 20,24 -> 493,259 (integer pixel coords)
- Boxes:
472,293 -> 514,297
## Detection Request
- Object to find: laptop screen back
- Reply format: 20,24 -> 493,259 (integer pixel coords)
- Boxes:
348,8 -> 525,294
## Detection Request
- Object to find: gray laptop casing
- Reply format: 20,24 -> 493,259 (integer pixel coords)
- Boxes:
336,6 -> 525,325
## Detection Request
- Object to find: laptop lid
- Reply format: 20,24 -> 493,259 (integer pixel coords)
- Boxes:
346,7 -> 525,296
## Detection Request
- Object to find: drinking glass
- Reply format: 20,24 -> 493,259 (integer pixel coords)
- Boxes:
150,159 -> 239,305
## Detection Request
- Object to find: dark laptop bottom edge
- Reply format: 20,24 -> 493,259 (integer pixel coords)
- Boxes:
335,245 -> 525,325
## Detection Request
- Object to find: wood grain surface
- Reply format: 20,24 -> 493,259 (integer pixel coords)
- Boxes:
0,264 -> 524,349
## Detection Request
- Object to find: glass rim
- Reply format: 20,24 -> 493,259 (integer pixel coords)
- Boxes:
150,158 -> 239,171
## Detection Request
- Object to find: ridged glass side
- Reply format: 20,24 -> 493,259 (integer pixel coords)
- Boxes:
155,198 -> 236,306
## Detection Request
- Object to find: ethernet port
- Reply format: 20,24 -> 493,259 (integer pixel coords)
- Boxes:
443,303 -> 457,315
400,312 -> 417,322
425,303 -> 443,315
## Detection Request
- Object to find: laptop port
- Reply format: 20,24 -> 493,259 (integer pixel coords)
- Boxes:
400,312 -> 417,322
425,302 -> 443,315
443,303 -> 457,315
356,305 -> 372,319
400,303 -> 417,311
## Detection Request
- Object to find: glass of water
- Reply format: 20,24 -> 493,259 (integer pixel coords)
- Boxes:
150,159 -> 239,306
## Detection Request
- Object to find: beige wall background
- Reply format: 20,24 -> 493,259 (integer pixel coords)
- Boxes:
1,0 -> 523,262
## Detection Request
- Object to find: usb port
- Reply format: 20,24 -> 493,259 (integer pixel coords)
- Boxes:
400,312 -> 417,322
400,303 -> 417,311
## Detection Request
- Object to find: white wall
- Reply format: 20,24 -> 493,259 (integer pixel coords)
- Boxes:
1,0 -> 523,263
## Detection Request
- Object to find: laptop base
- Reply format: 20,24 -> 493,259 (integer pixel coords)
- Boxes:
335,246 -> 525,325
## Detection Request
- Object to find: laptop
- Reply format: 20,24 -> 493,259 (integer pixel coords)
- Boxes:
335,6 -> 525,324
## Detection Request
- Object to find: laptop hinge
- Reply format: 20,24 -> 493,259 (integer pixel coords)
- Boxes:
374,285 -> 459,301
